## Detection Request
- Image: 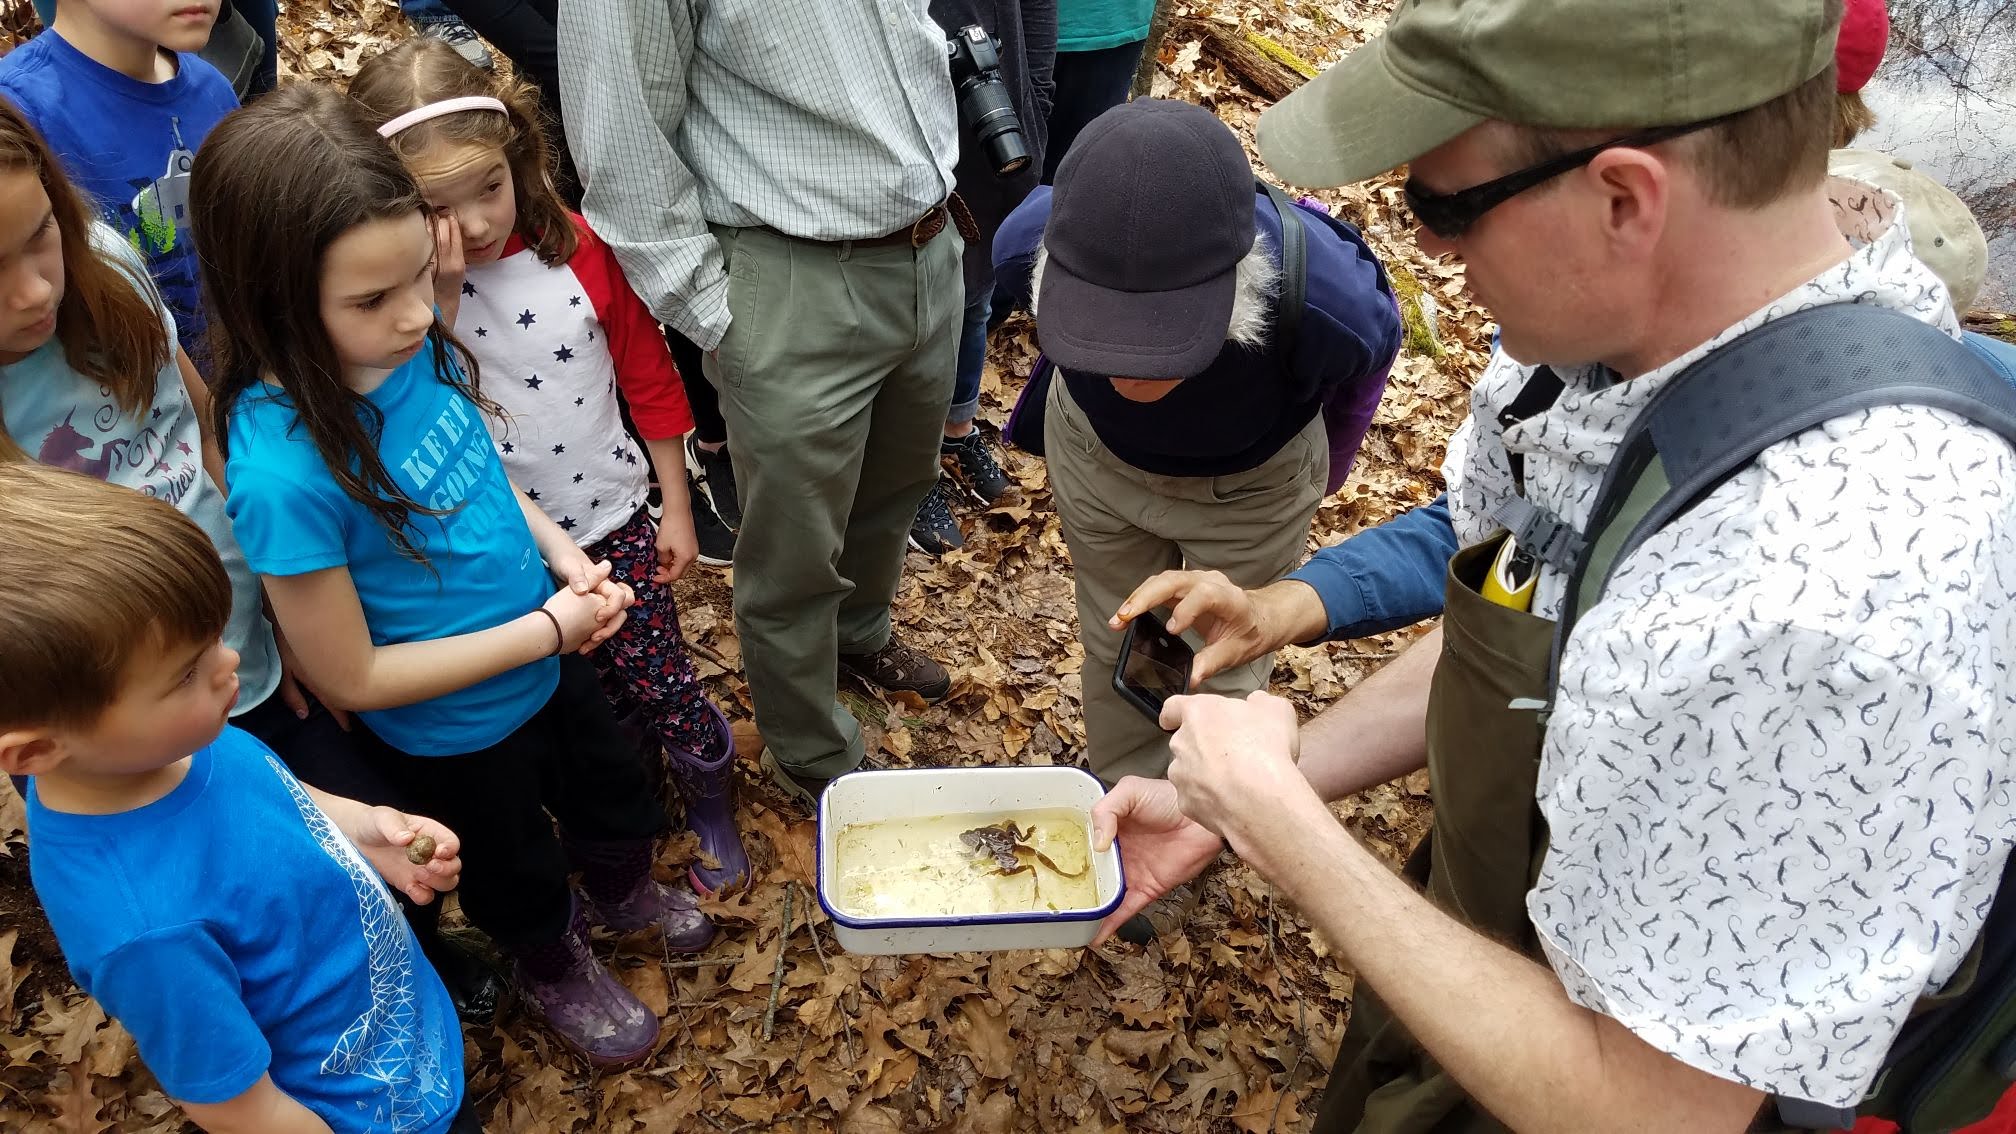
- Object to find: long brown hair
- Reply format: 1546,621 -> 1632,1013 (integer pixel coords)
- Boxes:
191,84 -> 497,564
0,96 -> 172,463
350,39 -> 578,267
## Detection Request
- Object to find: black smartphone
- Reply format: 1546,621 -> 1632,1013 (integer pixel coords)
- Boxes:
1113,610 -> 1195,727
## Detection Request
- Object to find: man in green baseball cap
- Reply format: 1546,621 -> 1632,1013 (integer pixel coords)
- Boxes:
1090,0 -> 2016,1131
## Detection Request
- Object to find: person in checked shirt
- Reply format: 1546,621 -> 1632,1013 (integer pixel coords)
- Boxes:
559,0 -> 968,805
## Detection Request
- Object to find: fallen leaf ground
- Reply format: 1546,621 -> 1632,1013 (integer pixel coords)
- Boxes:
0,1 -> 1502,1129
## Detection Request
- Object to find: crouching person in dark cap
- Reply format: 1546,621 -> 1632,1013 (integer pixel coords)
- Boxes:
992,98 -> 1402,786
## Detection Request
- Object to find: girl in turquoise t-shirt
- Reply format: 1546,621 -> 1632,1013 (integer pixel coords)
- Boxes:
194,84 -> 706,1068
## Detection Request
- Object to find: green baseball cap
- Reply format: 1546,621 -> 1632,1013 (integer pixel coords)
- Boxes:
1257,0 -> 1841,188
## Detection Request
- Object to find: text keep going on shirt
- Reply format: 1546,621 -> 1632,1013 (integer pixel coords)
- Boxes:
224,340 -> 558,755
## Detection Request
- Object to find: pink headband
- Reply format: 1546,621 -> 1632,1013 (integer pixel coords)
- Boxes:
376,95 -> 509,138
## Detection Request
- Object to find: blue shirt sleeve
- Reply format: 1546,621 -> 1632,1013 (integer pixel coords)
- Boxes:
86,922 -> 271,1104
224,449 -> 350,577
1288,494 -> 1457,641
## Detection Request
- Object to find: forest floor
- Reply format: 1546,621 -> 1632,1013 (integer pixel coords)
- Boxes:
6,0 -> 2011,1131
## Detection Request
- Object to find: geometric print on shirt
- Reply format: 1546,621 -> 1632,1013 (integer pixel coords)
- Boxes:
266,757 -> 455,1132
1441,178 -> 2016,1107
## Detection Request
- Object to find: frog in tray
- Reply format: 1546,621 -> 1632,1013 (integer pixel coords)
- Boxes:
959,821 -> 1089,880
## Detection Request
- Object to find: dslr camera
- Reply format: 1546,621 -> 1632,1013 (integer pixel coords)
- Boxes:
946,24 -> 1031,177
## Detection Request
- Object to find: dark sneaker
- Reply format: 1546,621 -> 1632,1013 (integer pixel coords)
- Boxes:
422,933 -> 508,1027
686,437 -> 743,530
944,431 -> 1011,506
1113,883 -> 1200,945
760,749 -> 831,808
417,18 -> 493,69
840,636 -> 952,702
907,476 -> 964,556
759,749 -> 881,809
687,472 -> 735,566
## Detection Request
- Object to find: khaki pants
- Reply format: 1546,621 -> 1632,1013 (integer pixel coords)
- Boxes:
1045,379 -> 1329,784
702,225 -> 961,778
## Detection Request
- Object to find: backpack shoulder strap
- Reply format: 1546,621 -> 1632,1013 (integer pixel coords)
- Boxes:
1551,303 -> 2016,694
1259,181 -> 1307,353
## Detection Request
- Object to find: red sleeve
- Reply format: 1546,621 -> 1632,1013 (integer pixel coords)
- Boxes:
568,213 -> 694,439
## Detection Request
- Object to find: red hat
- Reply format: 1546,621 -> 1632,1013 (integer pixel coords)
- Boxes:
1837,0 -> 1889,93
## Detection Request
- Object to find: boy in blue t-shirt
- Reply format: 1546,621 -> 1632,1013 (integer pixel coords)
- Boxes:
0,463 -> 474,1134
0,0 -> 238,362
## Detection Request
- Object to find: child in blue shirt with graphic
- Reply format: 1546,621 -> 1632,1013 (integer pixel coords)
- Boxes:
195,85 -> 710,1067
0,462 -> 470,1134
0,0 -> 238,362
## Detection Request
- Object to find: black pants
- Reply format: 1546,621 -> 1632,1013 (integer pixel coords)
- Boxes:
345,654 -> 667,948
231,689 -> 473,951
444,0 -> 578,203
663,326 -> 728,445
1041,41 -> 1148,183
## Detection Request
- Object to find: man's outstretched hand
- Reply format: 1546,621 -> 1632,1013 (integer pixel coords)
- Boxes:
1089,776 -> 1225,945
1110,572 -> 1327,685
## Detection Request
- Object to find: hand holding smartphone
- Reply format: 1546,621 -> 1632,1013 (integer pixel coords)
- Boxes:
1113,610 -> 1195,728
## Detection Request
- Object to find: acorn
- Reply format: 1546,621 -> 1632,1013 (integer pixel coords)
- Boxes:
406,834 -> 436,865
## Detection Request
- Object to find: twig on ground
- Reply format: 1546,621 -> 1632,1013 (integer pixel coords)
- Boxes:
663,956 -> 740,970
1261,881 -> 1314,1133
806,907 -> 831,974
686,638 -> 736,672
762,882 -> 796,1041
805,916 -> 860,1065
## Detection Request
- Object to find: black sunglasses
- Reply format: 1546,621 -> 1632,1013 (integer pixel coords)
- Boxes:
1402,117 -> 1731,240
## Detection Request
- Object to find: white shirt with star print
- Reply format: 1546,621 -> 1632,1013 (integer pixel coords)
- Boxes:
1441,179 -> 2016,1107
454,215 -> 692,549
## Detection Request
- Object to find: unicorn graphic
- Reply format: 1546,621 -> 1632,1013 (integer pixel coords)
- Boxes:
38,411 -> 131,480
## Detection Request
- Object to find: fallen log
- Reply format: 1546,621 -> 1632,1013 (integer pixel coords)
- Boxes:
1172,15 -> 1316,102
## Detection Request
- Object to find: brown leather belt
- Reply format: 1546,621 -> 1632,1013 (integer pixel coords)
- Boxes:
758,193 -> 979,250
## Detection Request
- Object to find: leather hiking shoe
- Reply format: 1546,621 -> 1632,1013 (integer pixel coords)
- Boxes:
841,637 -> 952,702
944,431 -> 1011,507
759,749 -> 881,809
907,475 -> 963,556
686,437 -> 743,530
686,472 -> 735,566
760,749 -> 831,808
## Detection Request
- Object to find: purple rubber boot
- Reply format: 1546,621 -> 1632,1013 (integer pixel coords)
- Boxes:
507,898 -> 661,1065
664,702 -> 751,895
566,836 -> 717,953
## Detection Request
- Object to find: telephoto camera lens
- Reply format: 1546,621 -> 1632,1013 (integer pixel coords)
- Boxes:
947,25 -> 1031,176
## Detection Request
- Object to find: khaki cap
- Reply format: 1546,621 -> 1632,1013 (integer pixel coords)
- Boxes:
1830,149 -> 1989,312
1259,0 -> 1841,188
